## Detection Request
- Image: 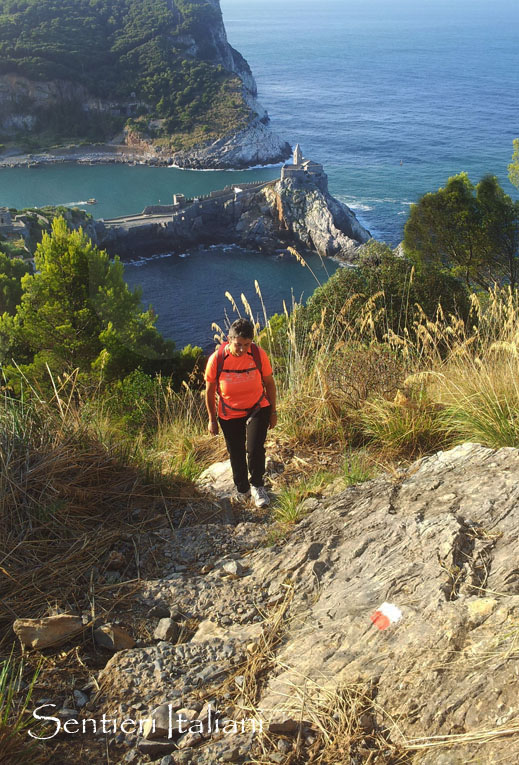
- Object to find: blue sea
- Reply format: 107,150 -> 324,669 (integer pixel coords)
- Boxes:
1,0 -> 518,348
222,0 -> 519,242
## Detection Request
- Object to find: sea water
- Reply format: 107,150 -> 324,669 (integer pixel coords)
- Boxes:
123,246 -> 338,351
0,0 -> 517,347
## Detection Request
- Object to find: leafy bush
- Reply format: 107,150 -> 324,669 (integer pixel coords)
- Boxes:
404,173 -> 519,290
301,241 -> 470,342
110,368 -> 159,433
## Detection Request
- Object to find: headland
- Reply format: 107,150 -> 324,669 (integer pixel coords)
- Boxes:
96,146 -> 371,263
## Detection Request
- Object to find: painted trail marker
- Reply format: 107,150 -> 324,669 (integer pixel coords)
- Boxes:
370,602 -> 402,631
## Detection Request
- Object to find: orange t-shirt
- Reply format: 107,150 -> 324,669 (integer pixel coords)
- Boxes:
205,344 -> 273,419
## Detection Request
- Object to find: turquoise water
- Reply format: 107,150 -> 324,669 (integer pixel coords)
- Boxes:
0,0 -> 517,347
0,164 -> 279,221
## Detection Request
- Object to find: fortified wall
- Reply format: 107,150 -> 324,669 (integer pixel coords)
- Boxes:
95,147 -> 370,260
95,179 -> 276,258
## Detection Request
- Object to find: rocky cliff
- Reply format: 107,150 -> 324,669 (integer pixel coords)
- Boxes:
96,170 -> 371,262
0,0 -> 290,169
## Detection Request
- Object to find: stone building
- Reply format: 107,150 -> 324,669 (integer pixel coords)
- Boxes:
0,206 -> 30,251
281,144 -> 325,183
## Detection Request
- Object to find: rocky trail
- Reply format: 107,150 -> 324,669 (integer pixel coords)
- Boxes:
14,443 -> 519,764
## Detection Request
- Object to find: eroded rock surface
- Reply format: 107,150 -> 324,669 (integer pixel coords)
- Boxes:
69,444 -> 519,762
171,116 -> 291,171
252,443 -> 519,763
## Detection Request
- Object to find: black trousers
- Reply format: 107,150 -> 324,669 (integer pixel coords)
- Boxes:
219,406 -> 271,493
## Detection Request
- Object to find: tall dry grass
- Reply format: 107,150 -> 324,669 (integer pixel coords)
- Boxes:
0,374 -> 198,651
401,288 -> 519,450
268,281 -> 519,456
210,272 -> 519,461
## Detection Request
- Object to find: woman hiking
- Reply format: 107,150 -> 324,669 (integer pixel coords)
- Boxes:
205,318 -> 277,508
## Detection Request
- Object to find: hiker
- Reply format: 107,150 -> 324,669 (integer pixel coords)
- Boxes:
205,318 -> 277,508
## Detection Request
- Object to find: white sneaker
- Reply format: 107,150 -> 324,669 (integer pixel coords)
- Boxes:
251,486 -> 270,508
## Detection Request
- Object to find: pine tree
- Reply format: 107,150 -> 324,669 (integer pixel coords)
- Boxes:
0,217 -> 192,388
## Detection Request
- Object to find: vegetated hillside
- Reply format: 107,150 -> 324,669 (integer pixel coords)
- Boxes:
0,0 -> 255,151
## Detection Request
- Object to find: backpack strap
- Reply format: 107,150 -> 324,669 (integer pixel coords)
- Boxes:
250,342 -> 262,378
216,342 -> 263,383
216,341 -> 228,384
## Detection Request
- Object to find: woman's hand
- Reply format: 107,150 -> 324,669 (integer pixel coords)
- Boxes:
269,410 -> 278,429
208,418 -> 219,435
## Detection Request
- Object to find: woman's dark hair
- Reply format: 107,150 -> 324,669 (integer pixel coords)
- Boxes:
229,318 -> 254,339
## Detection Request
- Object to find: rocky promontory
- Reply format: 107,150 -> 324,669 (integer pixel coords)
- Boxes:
0,0 -> 290,170
96,160 -> 371,263
169,117 -> 291,171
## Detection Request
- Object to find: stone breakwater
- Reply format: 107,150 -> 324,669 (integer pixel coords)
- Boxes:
95,171 -> 371,263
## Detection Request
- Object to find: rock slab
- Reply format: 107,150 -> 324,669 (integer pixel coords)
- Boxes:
13,614 -> 84,649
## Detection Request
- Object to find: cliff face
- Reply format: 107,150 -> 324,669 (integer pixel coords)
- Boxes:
168,0 -> 257,95
0,0 -> 290,169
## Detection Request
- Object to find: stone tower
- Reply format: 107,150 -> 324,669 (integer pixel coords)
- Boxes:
293,144 -> 302,166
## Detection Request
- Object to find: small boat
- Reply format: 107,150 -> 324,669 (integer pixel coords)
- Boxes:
87,198 -> 97,205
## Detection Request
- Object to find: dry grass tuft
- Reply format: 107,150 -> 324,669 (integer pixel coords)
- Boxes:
249,673 -> 411,764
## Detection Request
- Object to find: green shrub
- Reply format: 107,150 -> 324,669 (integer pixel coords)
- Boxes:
110,368 -> 159,433
273,471 -> 333,524
301,242 -> 470,343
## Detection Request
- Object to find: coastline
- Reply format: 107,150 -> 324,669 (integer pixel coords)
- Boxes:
0,143 -> 175,169
0,141 -> 290,172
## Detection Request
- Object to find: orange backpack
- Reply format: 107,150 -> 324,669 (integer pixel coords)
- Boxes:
215,342 -> 266,419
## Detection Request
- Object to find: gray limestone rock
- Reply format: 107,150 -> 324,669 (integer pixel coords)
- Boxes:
93,443 -> 519,764
171,117 -> 291,170
73,689 -> 89,709
246,443 -> 519,763
137,739 -> 177,757
153,619 -> 180,643
263,176 -> 371,260
221,559 -> 246,578
147,604 -> 171,619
